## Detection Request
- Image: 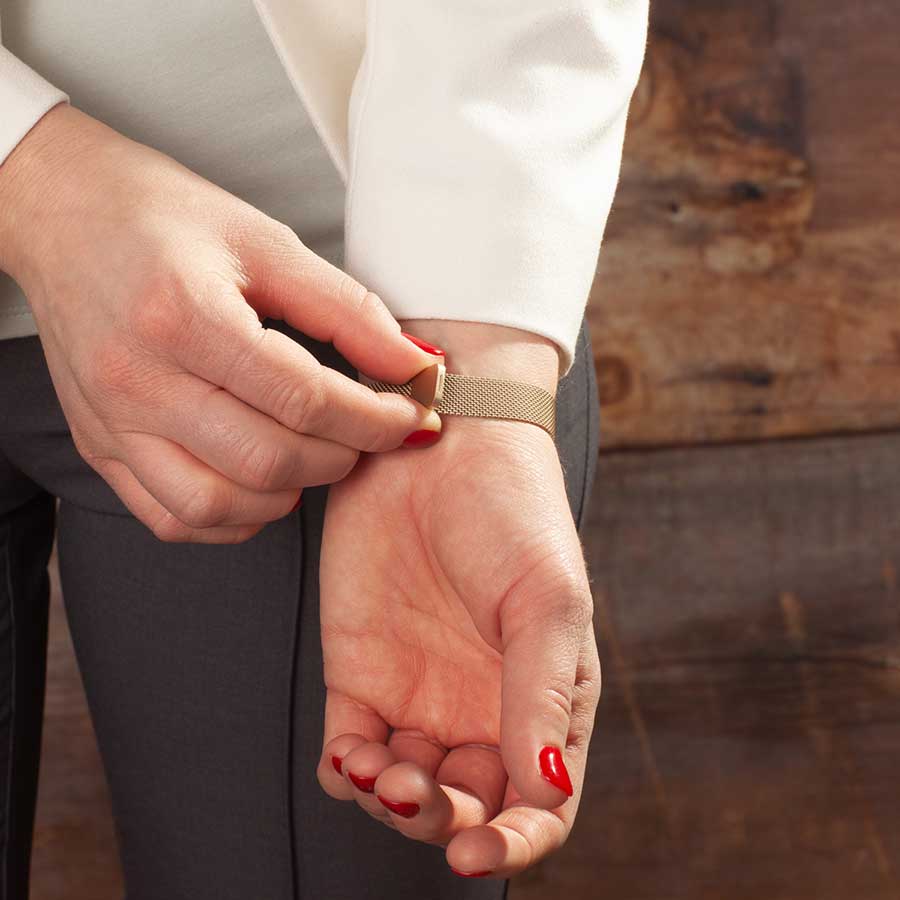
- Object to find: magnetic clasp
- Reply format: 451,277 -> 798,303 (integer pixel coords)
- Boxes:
408,363 -> 446,408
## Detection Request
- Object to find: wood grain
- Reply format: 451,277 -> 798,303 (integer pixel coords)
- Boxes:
512,432 -> 900,900
591,0 -> 900,449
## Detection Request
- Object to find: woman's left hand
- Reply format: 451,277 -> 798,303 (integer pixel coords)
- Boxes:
317,322 -> 601,878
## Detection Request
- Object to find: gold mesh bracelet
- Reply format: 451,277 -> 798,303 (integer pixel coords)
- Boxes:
359,363 -> 556,438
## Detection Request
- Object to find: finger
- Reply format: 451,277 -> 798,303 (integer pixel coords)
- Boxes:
318,691 -> 389,801
444,640 -> 602,878
119,432 -> 300,527
342,741 -> 398,820
373,746 -> 507,845
153,287 -> 441,451
387,729 -> 447,776
445,809 -> 568,879
158,381 -> 360,491
498,566 -> 596,809
92,456 -> 267,544
238,224 -> 444,382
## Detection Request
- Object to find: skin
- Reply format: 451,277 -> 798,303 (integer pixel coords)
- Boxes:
318,320 -> 602,878
0,104 -> 442,542
0,105 -> 602,876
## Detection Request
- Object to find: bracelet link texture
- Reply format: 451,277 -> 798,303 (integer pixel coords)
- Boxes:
359,369 -> 556,438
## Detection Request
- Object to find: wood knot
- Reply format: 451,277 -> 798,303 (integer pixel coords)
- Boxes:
595,355 -> 633,406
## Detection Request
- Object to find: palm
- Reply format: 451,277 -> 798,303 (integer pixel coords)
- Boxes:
320,421 -> 551,749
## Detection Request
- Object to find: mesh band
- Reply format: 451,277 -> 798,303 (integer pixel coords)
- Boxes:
360,372 -> 556,437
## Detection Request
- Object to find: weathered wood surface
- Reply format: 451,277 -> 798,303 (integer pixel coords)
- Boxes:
33,432 -> 900,898
513,432 -> 900,900
591,0 -> 900,449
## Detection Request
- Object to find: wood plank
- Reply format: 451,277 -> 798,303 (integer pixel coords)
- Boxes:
513,431 -> 900,899
591,0 -> 900,448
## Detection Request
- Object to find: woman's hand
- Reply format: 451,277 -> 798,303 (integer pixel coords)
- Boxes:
318,322 -> 600,878
0,104 -> 440,542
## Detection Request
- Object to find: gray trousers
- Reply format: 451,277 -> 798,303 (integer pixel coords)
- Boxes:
0,320 -> 599,900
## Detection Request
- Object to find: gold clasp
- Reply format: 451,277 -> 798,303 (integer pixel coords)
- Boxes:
408,362 -> 446,409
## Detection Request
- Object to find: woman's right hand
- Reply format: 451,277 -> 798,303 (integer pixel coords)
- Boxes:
0,104 -> 441,543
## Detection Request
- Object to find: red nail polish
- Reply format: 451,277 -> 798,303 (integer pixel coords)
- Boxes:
331,755 -> 343,775
539,745 -> 573,796
403,429 -> 441,448
376,795 -> 420,818
450,868 -> 492,878
347,771 -> 376,793
401,332 -> 445,357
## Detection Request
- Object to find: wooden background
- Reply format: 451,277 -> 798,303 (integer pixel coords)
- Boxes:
30,1 -> 900,897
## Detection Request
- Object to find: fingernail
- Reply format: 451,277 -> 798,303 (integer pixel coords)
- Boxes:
403,428 -> 441,449
539,745 -> 574,796
291,494 -> 303,513
377,795 -> 420,818
450,868 -> 492,878
347,771 -> 376,793
331,755 -> 343,775
401,331 -> 445,357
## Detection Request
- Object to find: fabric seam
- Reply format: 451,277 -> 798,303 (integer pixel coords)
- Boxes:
284,507 -> 305,899
576,324 -> 592,529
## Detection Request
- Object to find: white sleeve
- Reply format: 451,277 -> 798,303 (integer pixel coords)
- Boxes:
343,0 -> 648,376
0,44 -> 69,167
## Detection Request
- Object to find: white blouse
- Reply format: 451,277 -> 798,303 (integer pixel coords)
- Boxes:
0,0 -> 649,375
0,0 -> 345,340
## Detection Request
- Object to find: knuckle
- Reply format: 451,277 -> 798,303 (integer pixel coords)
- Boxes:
345,289 -> 388,337
534,573 -> 594,629
360,414 -> 390,453
542,686 -> 574,720
235,439 -> 289,491
90,340 -> 145,400
177,484 -> 231,528
130,285 -> 187,350
269,220 -> 301,249
275,368 -> 327,434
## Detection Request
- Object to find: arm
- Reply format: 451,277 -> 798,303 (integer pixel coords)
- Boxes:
344,0 -> 649,376
0,45 -> 68,168
316,1 -> 649,875
0,91 -> 442,544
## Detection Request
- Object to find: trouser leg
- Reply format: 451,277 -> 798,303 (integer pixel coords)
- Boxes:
0,480 -> 56,900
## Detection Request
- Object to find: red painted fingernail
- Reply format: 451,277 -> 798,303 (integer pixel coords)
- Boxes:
539,745 -> 573,796
291,494 -> 303,513
347,771 -> 376,793
401,332 -> 445,357
450,868 -> 492,878
331,755 -> 343,775
377,795 -> 420,818
402,429 -> 441,448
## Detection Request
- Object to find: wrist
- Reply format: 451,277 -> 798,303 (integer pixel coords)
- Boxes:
0,104 -> 104,285
398,319 -> 560,396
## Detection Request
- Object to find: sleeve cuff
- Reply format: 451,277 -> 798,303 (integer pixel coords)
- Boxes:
342,0 -> 648,379
0,46 -> 69,167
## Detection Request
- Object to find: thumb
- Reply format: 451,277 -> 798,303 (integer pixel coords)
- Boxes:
239,222 -> 441,382
498,577 -> 593,808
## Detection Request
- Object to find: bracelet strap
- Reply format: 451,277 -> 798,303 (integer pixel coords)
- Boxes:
359,369 -> 556,438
